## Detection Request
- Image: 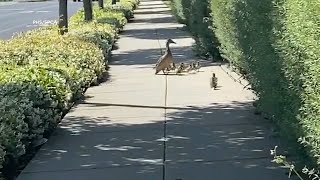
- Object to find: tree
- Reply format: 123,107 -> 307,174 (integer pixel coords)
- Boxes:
83,0 -> 93,21
112,0 -> 116,4
58,0 -> 68,35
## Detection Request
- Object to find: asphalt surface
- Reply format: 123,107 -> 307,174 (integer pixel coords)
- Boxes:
0,0 -> 83,40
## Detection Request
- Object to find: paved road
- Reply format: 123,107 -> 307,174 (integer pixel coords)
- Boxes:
0,0 -> 82,39
17,0 -> 294,179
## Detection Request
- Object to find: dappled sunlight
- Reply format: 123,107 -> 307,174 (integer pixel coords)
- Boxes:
24,101 -> 289,177
125,158 -> 162,165
135,4 -> 168,9
23,123 -> 164,173
166,135 -> 189,140
58,116 -> 163,134
94,145 -> 142,151
17,0 -> 294,179
111,43 -> 197,66
163,102 -> 291,179
131,15 -> 175,24
134,8 -> 171,15
80,164 -> 96,168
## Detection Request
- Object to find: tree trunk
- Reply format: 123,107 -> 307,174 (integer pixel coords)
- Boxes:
83,0 -> 93,21
98,0 -> 103,8
112,0 -> 116,5
58,0 -> 68,35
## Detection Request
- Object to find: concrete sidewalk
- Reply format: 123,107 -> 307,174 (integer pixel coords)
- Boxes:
17,0 -> 292,179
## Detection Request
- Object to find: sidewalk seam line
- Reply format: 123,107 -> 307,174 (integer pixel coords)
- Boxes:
154,27 -> 167,180
163,73 -> 168,180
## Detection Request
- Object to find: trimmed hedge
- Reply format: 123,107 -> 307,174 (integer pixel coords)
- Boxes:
169,0 -> 320,167
276,0 -> 320,165
105,0 -> 140,19
0,0 -> 139,178
211,0 -> 320,166
168,0 -> 220,59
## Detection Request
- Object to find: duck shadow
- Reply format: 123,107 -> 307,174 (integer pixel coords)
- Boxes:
155,73 -> 186,76
211,86 -> 222,91
155,70 -> 206,76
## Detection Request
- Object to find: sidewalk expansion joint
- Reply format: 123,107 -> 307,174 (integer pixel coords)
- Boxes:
154,27 -> 168,180
162,74 -> 168,180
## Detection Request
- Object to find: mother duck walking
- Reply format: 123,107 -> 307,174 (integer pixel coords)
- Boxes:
154,39 -> 176,75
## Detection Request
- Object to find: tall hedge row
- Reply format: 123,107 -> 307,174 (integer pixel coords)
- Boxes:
0,0 -> 139,178
169,0 -> 220,59
169,0 -> 320,166
276,0 -> 320,164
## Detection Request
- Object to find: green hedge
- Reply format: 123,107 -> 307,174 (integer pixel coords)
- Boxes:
169,0 -> 320,167
0,0 -> 139,178
277,0 -> 320,165
167,0 -> 220,59
105,0 -> 140,19
210,0 -> 320,166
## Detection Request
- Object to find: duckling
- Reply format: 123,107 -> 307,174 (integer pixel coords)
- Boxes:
169,62 -> 176,71
191,62 -> 197,72
155,39 -> 176,75
176,63 -> 185,74
195,61 -> 201,72
185,64 -> 193,72
165,62 -> 176,72
210,73 -> 218,90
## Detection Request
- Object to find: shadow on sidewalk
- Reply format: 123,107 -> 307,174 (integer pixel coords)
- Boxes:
131,16 -> 176,24
134,9 -> 170,14
120,27 -> 190,40
111,46 -> 217,68
19,100 -> 291,179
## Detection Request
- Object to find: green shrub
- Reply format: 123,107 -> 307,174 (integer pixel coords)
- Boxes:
0,66 -> 73,112
69,22 -> 116,53
168,0 -> 220,59
210,0 -> 244,68
0,96 -> 29,159
0,83 -> 60,174
274,0 -> 320,165
70,5 -> 127,30
68,4 -> 128,63
0,146 -> 4,169
0,30 -> 105,109
169,0 -> 186,23
104,0 -> 139,19
0,83 -> 60,139
210,0 -> 320,166
113,0 -> 140,10
2,27 -> 106,83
